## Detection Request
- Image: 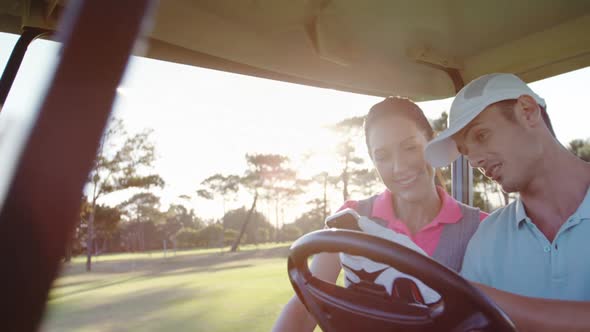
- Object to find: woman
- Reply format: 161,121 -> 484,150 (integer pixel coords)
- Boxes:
272,97 -> 486,332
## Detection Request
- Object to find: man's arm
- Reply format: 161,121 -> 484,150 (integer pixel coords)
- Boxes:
474,282 -> 590,332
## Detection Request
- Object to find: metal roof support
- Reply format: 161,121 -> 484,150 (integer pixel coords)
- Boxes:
452,156 -> 473,206
0,27 -> 51,110
445,69 -> 473,206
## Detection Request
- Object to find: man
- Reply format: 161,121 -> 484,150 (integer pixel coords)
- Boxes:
425,73 -> 590,331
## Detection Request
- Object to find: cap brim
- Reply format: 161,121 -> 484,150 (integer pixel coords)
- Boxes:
425,110 -> 482,168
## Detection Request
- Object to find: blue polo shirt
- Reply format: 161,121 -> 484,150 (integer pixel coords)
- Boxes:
461,186 -> 590,300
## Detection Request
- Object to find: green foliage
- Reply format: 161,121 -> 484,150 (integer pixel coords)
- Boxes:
197,174 -> 240,202
118,192 -> 164,252
292,203 -> 325,235
330,116 -> 369,201
431,112 -> 448,133
176,223 -> 225,248
175,228 -> 200,249
243,153 -> 294,190
223,229 -> 239,245
118,192 -> 162,223
256,228 -> 270,243
89,122 -> 164,199
76,203 -> 122,255
162,204 -> 198,246
196,223 -> 224,247
350,168 -> 381,198
281,224 -> 303,241
119,221 -> 163,251
568,138 -> 590,162
82,119 -> 164,270
223,207 -> 273,244
234,153 -> 299,246
93,205 -> 121,239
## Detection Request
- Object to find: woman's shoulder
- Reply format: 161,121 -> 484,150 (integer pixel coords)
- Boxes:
337,191 -> 387,213
451,198 -> 488,222
337,200 -> 359,212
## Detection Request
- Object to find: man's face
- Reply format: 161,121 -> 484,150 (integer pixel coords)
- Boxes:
452,105 -> 538,193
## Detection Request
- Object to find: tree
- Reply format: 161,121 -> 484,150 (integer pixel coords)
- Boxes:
569,138 -> 590,162
198,223 -> 225,247
308,172 -> 339,226
223,207 -> 272,245
431,112 -> 448,133
230,153 -> 293,251
430,112 -> 452,192
118,192 -> 163,252
197,174 -> 240,216
281,224 -> 303,241
349,168 -> 381,198
92,205 -> 121,254
292,201 -> 325,235
330,116 -> 366,201
83,119 -> 164,271
176,228 -> 199,248
250,154 -> 298,242
76,203 -> 123,257
163,203 -> 202,252
197,173 -> 240,247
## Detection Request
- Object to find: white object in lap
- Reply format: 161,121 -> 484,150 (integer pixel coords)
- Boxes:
339,215 -> 441,304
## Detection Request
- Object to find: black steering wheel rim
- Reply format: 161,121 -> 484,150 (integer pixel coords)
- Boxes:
288,229 -> 517,332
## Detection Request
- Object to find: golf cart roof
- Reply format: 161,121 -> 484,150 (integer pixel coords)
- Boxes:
2,0 -> 589,100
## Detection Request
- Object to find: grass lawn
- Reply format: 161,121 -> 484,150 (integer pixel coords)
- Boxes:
41,243 -> 302,332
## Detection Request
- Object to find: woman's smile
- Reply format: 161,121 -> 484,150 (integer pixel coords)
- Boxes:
393,172 -> 421,188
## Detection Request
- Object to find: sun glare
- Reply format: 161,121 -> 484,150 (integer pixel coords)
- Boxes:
2,32 -> 590,225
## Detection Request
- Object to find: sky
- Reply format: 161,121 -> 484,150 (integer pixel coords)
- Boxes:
1,32 -> 589,223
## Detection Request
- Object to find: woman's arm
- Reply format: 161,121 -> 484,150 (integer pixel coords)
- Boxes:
272,252 -> 341,332
474,282 -> 590,332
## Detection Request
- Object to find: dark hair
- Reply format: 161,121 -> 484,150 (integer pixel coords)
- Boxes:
364,96 -> 434,152
496,99 -> 556,137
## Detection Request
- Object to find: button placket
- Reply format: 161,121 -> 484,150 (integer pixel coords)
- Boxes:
550,221 -> 574,281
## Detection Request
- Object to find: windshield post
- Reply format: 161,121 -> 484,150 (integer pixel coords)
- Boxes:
0,27 -> 51,109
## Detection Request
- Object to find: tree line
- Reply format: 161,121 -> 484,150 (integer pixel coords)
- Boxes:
71,115 -> 590,271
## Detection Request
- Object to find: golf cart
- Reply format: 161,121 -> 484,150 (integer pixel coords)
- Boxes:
0,1 -> 589,331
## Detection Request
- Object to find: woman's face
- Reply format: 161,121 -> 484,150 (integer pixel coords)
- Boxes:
367,114 -> 436,202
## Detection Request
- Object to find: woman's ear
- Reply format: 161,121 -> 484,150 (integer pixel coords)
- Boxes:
514,94 -> 543,129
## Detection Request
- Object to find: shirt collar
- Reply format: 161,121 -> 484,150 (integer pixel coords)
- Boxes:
370,186 -> 463,227
514,184 -> 590,227
431,186 -> 463,226
514,196 -> 528,227
577,185 -> 590,220
371,189 -> 395,222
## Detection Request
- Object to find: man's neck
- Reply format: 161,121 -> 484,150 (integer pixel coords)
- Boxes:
519,148 -> 590,241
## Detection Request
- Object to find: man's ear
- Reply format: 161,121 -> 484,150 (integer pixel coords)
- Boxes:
514,94 -> 542,129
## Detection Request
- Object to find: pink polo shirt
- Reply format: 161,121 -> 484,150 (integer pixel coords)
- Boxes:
338,187 -> 487,256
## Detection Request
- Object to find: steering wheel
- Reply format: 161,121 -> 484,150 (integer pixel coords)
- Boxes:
288,229 -> 517,332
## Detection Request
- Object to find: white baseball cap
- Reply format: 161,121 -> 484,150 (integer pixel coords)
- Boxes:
424,73 -> 546,168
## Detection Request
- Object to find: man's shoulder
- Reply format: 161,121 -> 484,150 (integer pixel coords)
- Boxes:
480,200 -> 519,227
468,200 -> 519,248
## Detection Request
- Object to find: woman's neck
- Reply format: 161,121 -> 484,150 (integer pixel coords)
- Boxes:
392,186 -> 442,234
